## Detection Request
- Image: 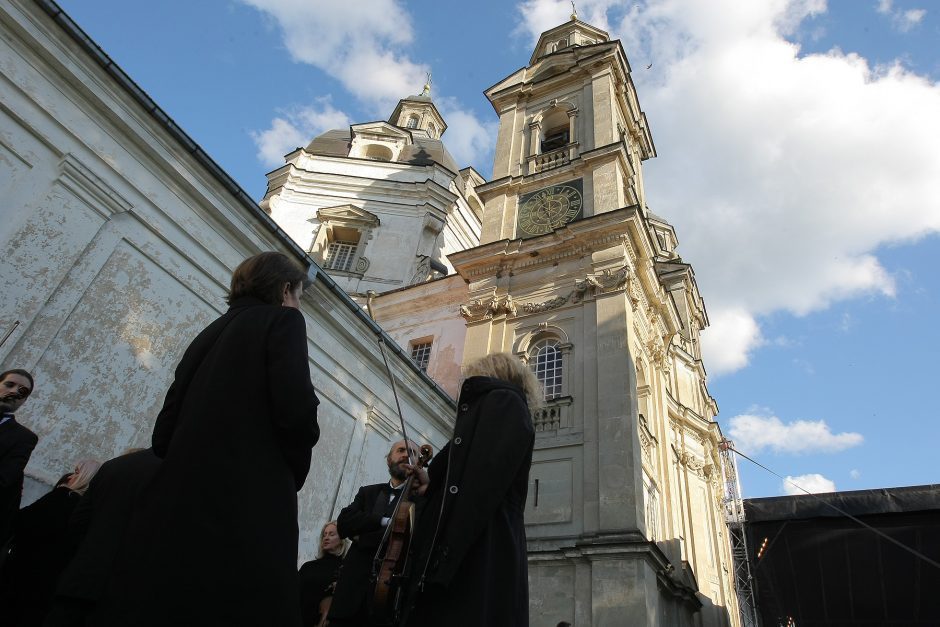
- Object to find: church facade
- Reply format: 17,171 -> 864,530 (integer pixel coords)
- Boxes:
264,14 -> 743,627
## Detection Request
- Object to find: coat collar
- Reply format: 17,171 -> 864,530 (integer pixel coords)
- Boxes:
227,296 -> 271,310
457,376 -> 526,405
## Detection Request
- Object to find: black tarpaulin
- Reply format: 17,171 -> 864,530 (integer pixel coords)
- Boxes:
743,485 -> 940,627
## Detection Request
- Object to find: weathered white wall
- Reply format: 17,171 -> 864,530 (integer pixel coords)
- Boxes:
0,0 -> 455,563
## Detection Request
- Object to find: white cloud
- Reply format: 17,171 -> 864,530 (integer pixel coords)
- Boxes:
243,0 -> 496,171
849,468 -> 861,479
251,98 -> 351,167
783,473 -> 836,495
876,0 -> 926,32
700,308 -> 764,375
729,410 -> 863,454
899,8 -> 927,30
516,0 -> 940,375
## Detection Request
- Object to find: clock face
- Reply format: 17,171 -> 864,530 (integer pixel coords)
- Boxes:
517,180 -> 584,238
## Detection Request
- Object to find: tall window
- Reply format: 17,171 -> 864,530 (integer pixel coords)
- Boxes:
406,115 -> 419,129
410,341 -> 432,372
531,338 -> 562,400
324,240 -> 357,271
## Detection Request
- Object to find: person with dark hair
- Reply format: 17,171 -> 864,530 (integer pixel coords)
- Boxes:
94,251 -> 321,627
43,448 -> 161,627
0,368 -> 38,561
0,460 -> 100,627
402,353 -> 539,627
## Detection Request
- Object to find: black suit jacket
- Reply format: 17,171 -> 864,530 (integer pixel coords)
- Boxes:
0,416 -> 38,544
329,482 -> 402,620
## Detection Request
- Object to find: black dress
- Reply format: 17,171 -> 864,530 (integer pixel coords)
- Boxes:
298,553 -> 343,626
93,298 -> 320,627
0,486 -> 82,627
404,376 -> 535,627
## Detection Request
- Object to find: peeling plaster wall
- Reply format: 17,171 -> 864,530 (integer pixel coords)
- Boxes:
0,0 -> 455,563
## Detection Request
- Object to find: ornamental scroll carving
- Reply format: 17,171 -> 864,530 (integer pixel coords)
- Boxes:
459,294 -> 517,322
679,451 -> 709,479
518,266 -> 631,315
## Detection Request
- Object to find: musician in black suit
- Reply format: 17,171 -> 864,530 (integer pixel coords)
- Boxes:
327,439 -> 418,627
0,369 -> 38,556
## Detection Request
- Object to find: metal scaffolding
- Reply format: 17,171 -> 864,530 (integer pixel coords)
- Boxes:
718,438 -> 760,627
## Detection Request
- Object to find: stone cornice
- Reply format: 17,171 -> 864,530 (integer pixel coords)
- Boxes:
448,205 -> 641,278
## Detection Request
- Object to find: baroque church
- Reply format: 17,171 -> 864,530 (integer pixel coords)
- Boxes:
263,14 -> 742,627
0,1 -> 742,625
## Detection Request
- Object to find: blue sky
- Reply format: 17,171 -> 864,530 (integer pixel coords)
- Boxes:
57,0 -> 939,498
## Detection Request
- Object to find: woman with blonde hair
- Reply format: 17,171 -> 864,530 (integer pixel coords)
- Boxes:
298,520 -> 349,626
0,459 -> 101,627
403,352 -> 540,627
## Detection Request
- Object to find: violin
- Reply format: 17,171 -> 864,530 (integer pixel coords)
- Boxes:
371,443 -> 433,625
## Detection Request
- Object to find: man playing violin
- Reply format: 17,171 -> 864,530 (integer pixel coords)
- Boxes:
327,439 -> 419,626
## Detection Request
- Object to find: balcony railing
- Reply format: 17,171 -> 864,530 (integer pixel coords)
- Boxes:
531,396 -> 573,431
526,142 -> 578,174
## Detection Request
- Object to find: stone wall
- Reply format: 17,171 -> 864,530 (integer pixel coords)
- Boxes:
0,0 -> 455,563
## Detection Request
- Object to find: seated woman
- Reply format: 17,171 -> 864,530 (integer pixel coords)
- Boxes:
299,520 -> 349,627
403,352 -> 540,627
0,459 -> 101,627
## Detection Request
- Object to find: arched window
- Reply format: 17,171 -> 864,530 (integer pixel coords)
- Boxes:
406,115 -> 419,129
427,122 -> 437,138
530,338 -> 563,400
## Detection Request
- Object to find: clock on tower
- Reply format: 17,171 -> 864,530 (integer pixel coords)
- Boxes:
516,179 -> 584,238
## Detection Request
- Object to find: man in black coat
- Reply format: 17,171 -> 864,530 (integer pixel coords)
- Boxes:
44,448 -> 161,626
327,439 -> 418,626
0,368 -> 38,557
93,252 -> 321,627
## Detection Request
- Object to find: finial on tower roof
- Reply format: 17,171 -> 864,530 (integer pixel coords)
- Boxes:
570,0 -> 578,20
421,71 -> 432,97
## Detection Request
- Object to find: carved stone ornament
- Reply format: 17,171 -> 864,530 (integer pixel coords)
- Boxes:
680,450 -> 708,478
521,295 -> 570,314
459,294 -> 516,321
575,265 -> 630,296
410,257 -> 431,285
355,256 -> 371,273
517,266 -> 631,316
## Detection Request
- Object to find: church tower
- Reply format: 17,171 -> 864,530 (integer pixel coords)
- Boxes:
447,15 -> 742,627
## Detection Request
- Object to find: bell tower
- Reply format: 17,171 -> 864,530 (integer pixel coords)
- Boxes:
479,17 -> 655,244
449,14 -> 739,627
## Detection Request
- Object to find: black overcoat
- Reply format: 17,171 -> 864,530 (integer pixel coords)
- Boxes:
54,449 -> 161,605
404,376 -> 535,627
94,297 -> 320,627
0,417 -> 38,545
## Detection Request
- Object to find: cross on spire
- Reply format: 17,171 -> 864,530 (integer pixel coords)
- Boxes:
421,72 -> 432,97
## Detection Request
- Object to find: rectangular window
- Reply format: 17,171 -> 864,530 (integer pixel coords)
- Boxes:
324,241 -> 357,271
410,341 -> 432,373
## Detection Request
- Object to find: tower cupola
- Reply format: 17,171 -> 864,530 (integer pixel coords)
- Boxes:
389,75 -> 447,139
